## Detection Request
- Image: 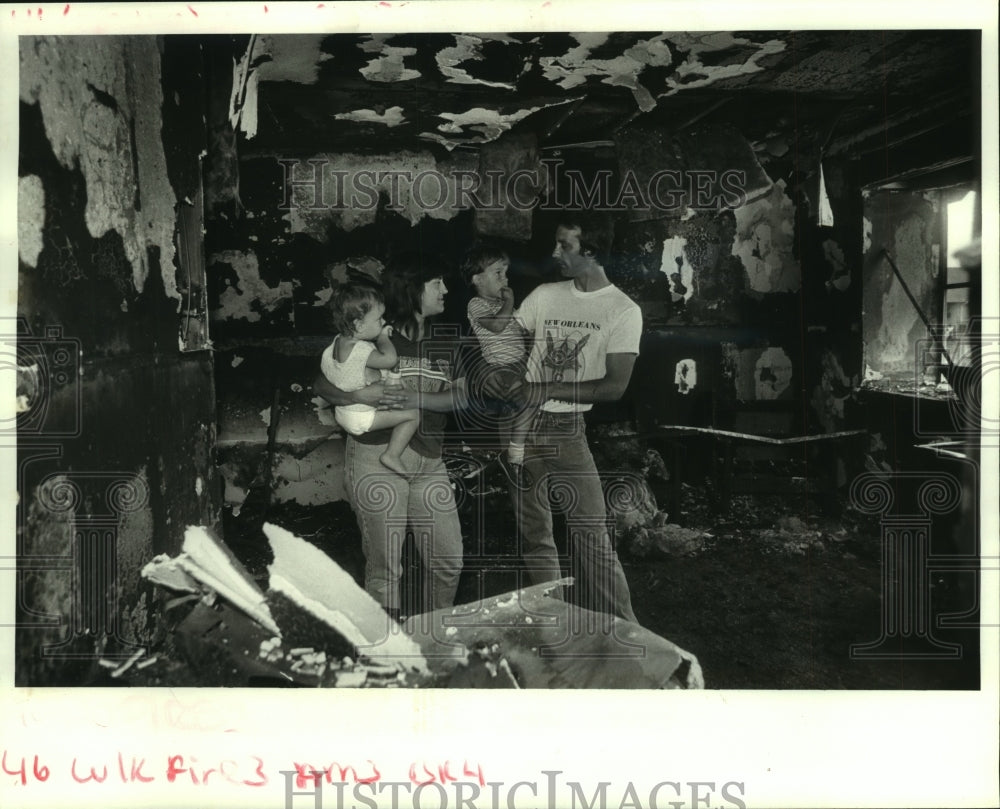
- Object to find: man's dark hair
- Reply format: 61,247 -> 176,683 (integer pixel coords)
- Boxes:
557,216 -> 612,267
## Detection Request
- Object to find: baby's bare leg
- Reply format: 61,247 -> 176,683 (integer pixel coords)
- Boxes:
368,410 -> 420,476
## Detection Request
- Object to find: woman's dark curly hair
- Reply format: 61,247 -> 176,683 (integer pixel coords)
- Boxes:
382,251 -> 448,340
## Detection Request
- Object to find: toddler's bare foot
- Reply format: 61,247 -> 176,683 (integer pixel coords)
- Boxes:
379,452 -> 409,478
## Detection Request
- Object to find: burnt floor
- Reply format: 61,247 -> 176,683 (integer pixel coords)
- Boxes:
219,461 -> 980,691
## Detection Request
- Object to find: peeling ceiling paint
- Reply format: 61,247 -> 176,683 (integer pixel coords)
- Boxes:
18,175 -> 45,268
360,47 -> 421,82
255,34 -> 332,84
334,106 -> 406,127
437,35 -> 517,90
422,100 -> 573,148
540,33 -> 673,112
663,33 -> 786,96
247,31 -> 974,157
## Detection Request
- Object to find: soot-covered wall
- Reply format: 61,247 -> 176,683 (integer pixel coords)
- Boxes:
17,36 -> 220,685
208,117 -> 866,510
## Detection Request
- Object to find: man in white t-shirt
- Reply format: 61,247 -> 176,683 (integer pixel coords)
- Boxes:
513,219 -> 641,623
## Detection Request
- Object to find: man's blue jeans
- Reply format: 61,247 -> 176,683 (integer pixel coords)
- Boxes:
518,411 -> 638,623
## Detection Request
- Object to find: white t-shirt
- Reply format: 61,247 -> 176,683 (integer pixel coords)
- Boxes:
516,280 -> 642,413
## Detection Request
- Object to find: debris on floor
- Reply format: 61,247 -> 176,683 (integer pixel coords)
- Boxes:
135,523 -> 703,689
628,520 -> 710,558
265,521 -> 429,673
142,525 -> 281,635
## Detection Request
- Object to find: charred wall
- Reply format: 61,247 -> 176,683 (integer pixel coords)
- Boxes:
16,36 -> 219,684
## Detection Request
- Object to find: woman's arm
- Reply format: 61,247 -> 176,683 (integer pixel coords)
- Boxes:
374,381 -> 468,413
312,373 -> 408,409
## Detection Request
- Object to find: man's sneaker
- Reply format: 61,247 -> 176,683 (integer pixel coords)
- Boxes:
497,453 -> 532,492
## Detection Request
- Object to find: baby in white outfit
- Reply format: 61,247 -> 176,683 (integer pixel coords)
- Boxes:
320,283 -> 418,477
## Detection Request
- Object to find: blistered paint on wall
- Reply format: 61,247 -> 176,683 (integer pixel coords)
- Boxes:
20,37 -> 180,301
664,33 -> 786,95
660,236 -> 694,303
313,256 -> 384,307
284,152 -> 478,233
212,250 -> 294,322
731,179 -> 800,293
754,347 -> 794,399
674,359 -> 697,394
115,468 -> 155,644
811,350 -> 855,431
540,33 -> 673,111
823,239 -> 850,291
18,175 -> 45,267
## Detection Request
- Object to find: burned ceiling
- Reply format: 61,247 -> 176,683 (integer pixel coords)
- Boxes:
231,29 -> 979,176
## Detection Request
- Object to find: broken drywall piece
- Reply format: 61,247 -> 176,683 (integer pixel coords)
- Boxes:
140,528 -> 281,637
179,526 -> 281,636
264,522 -> 429,673
141,554 -> 200,594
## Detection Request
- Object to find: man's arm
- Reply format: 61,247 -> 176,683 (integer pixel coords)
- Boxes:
527,352 -> 637,405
